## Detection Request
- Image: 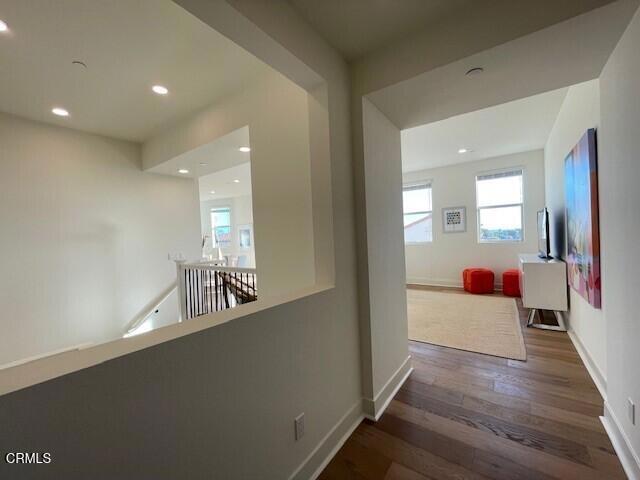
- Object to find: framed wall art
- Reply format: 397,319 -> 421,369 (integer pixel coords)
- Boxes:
442,206 -> 466,233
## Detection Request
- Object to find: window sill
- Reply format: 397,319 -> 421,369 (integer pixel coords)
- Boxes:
0,283 -> 334,397
478,240 -> 524,244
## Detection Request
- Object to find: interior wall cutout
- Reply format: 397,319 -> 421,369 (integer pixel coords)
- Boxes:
144,70 -> 317,299
0,0 -> 337,393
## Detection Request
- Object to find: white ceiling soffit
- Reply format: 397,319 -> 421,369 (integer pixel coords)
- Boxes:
401,87 -> 569,173
149,126 -> 251,179
0,0 -> 270,142
198,163 -> 252,202
368,0 -> 638,130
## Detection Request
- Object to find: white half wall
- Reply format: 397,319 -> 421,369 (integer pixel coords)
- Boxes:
543,79 -> 607,387
599,5 -> 640,474
403,150 -> 545,288
0,112 -> 201,365
361,98 -> 409,413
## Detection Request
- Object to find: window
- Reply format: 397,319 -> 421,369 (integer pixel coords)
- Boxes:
476,169 -> 523,242
211,207 -> 231,248
403,183 -> 432,243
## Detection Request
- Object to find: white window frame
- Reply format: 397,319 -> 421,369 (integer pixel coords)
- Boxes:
403,181 -> 433,245
475,167 -> 525,244
210,206 -> 232,248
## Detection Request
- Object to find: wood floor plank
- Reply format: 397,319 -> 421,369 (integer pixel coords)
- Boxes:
529,403 -> 604,432
587,447 -> 628,479
457,363 -> 597,394
401,378 -> 465,407
461,395 -> 615,453
386,400 -> 606,480
493,381 -> 603,416
343,439 -> 393,479
489,374 -> 602,405
384,463 -> 431,480
319,287 -> 624,480
374,412 -> 476,469
352,424 -> 488,480
394,388 -> 593,466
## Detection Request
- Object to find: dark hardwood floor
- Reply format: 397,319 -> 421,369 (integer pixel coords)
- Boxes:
319,286 -> 625,480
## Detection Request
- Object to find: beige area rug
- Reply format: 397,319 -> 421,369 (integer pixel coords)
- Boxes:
407,289 -> 526,360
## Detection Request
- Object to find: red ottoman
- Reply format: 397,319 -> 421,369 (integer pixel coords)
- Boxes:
463,268 -> 494,294
502,269 -> 521,297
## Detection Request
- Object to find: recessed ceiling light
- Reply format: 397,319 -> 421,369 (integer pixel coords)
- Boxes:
152,85 -> 169,95
233,179 -> 240,183
210,190 -> 216,194
465,67 -> 484,76
178,168 -> 189,174
52,107 -> 70,117
0,20 -> 8,32
238,147 -> 251,153
458,148 -> 469,154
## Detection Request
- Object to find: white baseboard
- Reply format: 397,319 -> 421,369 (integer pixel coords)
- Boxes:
288,400 -> 364,480
566,329 -> 607,401
288,357 -> 413,479
363,355 -> 413,421
406,279 -> 504,290
407,277 -> 463,288
602,402 -> 640,480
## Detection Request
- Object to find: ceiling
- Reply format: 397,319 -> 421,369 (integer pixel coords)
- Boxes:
0,0 -> 270,142
198,163 -> 252,202
287,0 -> 471,60
149,126 -> 251,179
369,0 -> 637,129
288,0 -> 618,61
401,87 -> 569,172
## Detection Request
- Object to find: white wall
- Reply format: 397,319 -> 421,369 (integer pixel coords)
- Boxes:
0,112 -> 201,365
200,195 -> 255,267
361,99 -> 410,414
600,5 -> 640,469
404,150 -> 545,288
144,70 -> 315,299
544,79 -> 607,386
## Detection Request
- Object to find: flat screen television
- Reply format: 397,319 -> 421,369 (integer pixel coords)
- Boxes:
537,208 -> 551,258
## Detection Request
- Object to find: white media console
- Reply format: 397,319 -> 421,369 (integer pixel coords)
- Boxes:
518,253 -> 568,331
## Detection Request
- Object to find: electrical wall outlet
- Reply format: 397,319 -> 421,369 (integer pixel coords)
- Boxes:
294,413 -> 305,441
629,398 -> 635,425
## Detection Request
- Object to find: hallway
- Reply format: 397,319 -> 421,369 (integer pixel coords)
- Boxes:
320,288 -> 625,479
